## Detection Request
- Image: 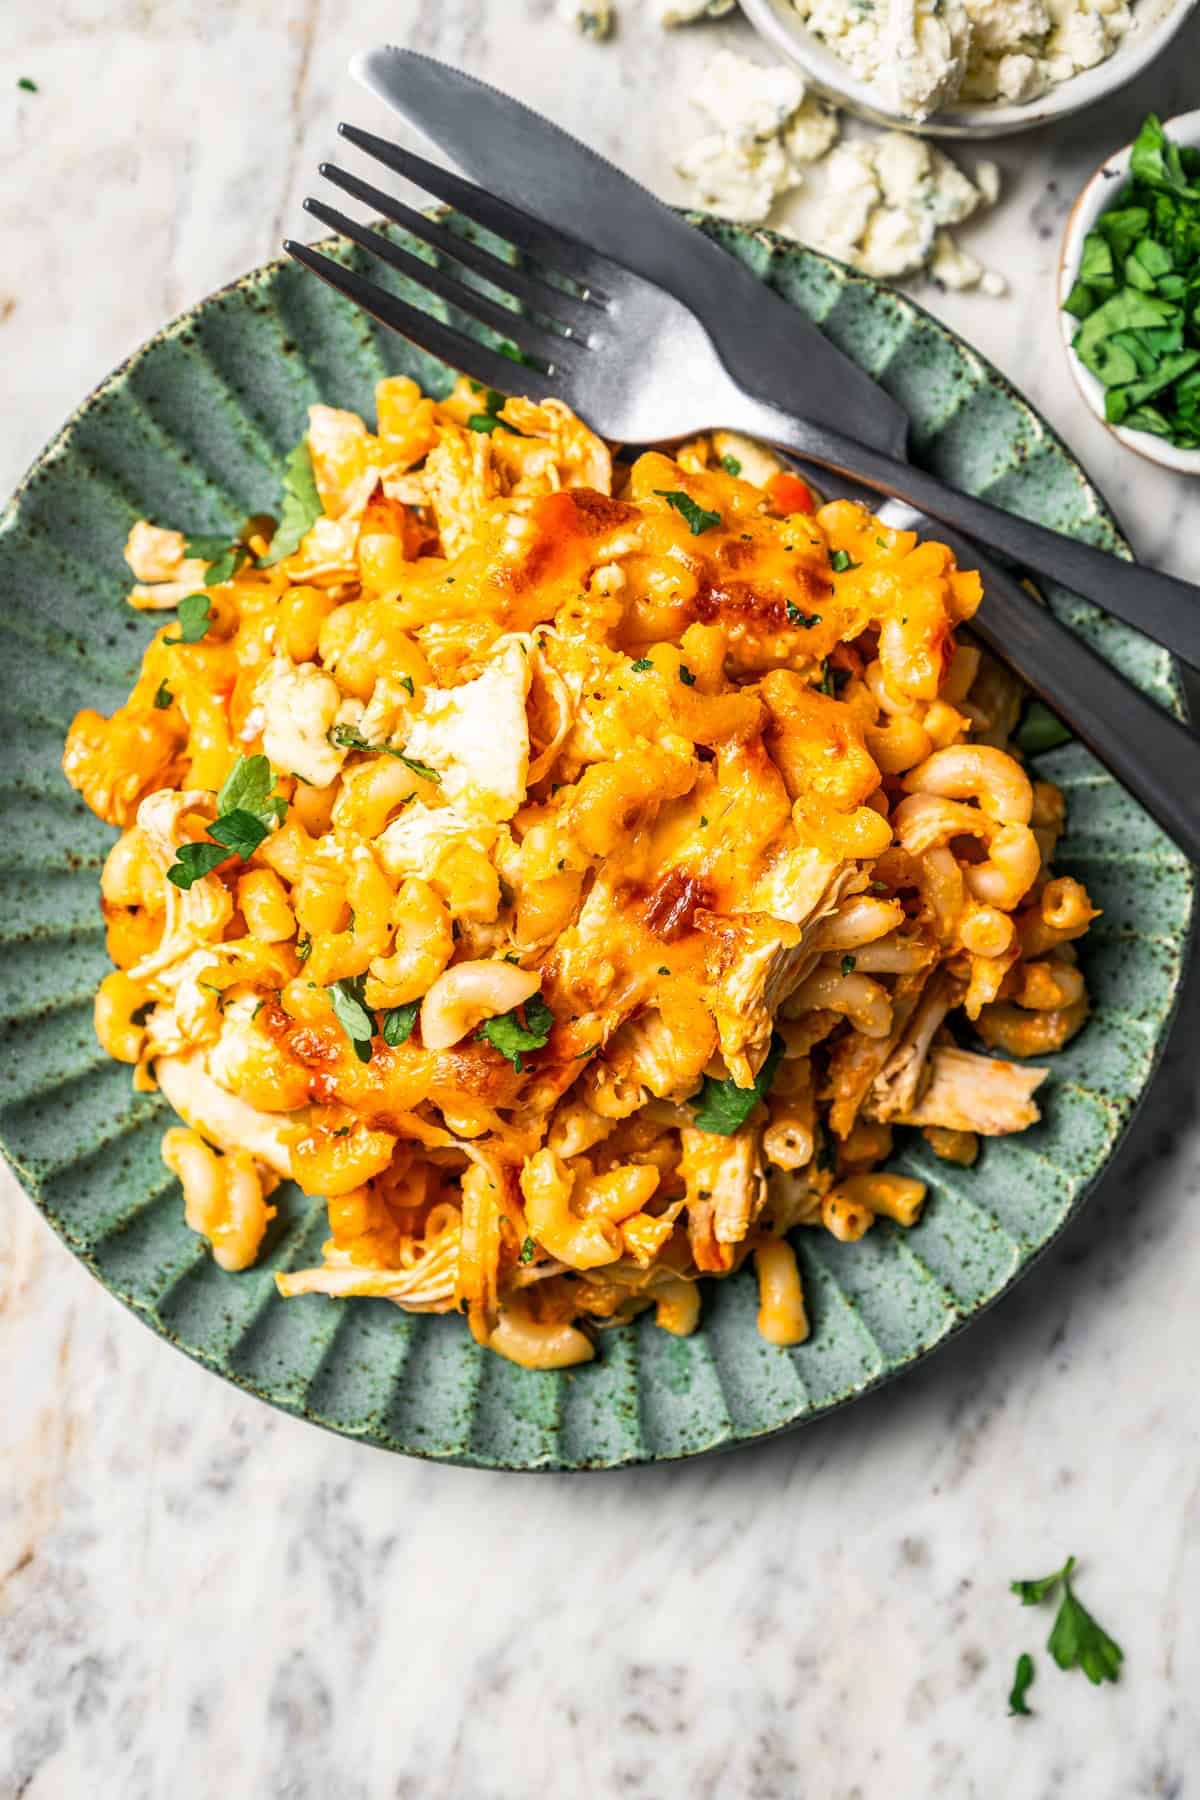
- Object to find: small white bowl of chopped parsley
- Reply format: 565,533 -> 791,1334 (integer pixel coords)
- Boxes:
1059,111 -> 1200,473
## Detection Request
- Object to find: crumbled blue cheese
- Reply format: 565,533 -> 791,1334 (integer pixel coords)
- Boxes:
675,132 -> 796,225
792,0 -> 1136,118
402,644 -> 531,822
557,0 -> 614,37
690,49 -> 808,142
254,658 -> 348,789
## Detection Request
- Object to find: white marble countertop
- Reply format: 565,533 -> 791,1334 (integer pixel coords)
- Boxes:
3,3 -> 1199,1794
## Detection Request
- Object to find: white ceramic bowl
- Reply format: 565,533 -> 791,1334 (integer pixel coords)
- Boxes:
738,0 -> 1199,139
1058,108 -> 1200,474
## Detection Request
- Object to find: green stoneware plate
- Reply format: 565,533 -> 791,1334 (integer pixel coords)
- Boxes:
0,217 -> 1191,1470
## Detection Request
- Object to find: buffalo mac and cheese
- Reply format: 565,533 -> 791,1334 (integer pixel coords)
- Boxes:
64,377 -> 1095,1369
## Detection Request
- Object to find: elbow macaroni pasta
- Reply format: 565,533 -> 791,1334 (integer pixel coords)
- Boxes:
64,377 -> 1096,1367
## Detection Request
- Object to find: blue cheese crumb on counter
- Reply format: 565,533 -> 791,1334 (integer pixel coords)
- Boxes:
557,0 -> 615,37
675,50 -> 1004,293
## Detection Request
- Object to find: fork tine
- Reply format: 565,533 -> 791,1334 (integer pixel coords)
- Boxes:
338,123 -> 612,302
302,195 -> 581,371
283,239 -> 560,401
318,159 -> 601,334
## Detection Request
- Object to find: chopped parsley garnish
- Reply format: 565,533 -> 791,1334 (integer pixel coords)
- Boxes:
477,993 -> 554,1073
1013,699 -> 1072,756
829,549 -> 861,573
258,439 -> 323,566
1011,1555 -> 1123,1687
153,680 -> 174,709
654,490 -> 721,535
1063,114 -> 1200,448
184,535 -> 249,586
296,932 -> 312,963
328,975 -> 376,1063
657,965 -> 670,976
840,954 -> 856,976
1008,1653 -> 1035,1717
720,453 -> 742,476
166,754 -> 286,890
691,1034 -> 783,1136
785,601 -> 822,628
817,660 -> 835,695
630,657 -> 654,673
130,1001 -> 155,1027
18,77 -> 39,92
678,664 -> 697,686
173,593 -> 213,643
381,1000 -> 419,1047
327,723 -> 441,783
399,674 -> 415,697
519,1235 -> 536,1263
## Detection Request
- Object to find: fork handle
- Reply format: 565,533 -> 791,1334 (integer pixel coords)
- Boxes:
793,460 -> 1200,862
741,403 -> 1200,672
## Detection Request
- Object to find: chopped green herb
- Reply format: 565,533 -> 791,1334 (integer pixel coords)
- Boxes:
17,77 -> 39,92
166,755 -> 286,889
519,1235 -> 536,1263
1008,1653 -> 1035,1717
333,1126 -> 351,1137
817,661 -> 835,695
173,593 -> 213,644
130,1001 -> 155,1027
691,1034 -> 783,1135
720,453 -> 743,476
328,723 -> 441,783
654,489 -> 721,535
840,954 -> 856,976
399,674 -> 415,697
699,815 -> 708,828
467,412 -> 501,434
477,993 -> 554,1073
679,664 -> 697,686
258,440 -> 323,566
1011,1555 -> 1123,1686
630,657 -> 654,673
329,975 -> 375,1063
1063,114 -> 1200,449
381,1001 -> 419,1047
657,965 -> 670,976
829,549 -> 860,573
785,601 -> 822,628
153,680 -> 174,710
296,933 -> 312,963
868,880 -> 889,894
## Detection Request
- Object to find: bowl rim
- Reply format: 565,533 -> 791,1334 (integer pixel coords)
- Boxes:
738,0 -> 1200,139
1057,107 -> 1200,474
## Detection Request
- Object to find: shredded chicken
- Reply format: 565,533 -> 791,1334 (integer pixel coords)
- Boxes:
891,1046 -> 1048,1135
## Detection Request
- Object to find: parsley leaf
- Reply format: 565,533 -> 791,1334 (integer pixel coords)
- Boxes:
829,549 -> 860,572
786,601 -> 822,627
329,975 -> 375,1063
1011,1555 -> 1123,1687
166,841 -> 230,889
519,1235 -> 536,1264
679,664 -> 697,686
840,954 -> 856,975
399,674 -> 415,697
654,489 -> 721,535
691,1034 -> 783,1135
1008,1653 -> 1035,1717
153,680 -> 173,710
630,657 -> 654,673
381,1001 -> 419,1047
466,413 -> 501,434
258,440 -> 323,566
477,993 -> 554,1072
207,807 -> 271,861
174,593 -> 213,643
720,453 -> 742,476
18,77 -> 39,92
327,723 -> 441,783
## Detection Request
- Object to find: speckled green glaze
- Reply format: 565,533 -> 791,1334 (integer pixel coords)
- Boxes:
0,217 -> 1191,1470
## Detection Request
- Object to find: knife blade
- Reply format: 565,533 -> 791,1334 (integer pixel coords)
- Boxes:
351,45 -> 909,461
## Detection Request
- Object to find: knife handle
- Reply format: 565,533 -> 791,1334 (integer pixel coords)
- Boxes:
742,402 -> 1200,673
